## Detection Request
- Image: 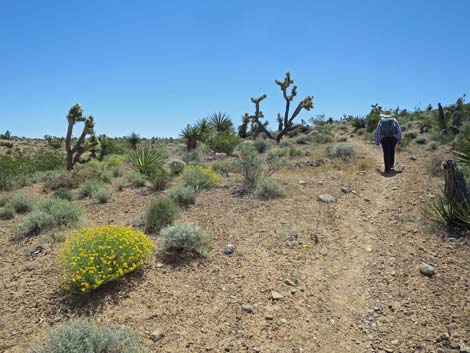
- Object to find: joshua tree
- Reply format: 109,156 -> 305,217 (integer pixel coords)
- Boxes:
127,132 -> 140,149
180,124 -> 200,150
240,73 -> 314,143
65,104 -> 96,170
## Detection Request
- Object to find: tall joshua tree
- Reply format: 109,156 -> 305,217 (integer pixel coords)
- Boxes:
65,104 -> 96,170
241,72 -> 314,142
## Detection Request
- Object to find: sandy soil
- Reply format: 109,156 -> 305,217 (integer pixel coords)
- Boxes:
0,135 -> 469,353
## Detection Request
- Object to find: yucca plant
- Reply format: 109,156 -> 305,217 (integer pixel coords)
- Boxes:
454,137 -> 470,168
196,118 -> 211,142
127,146 -> 163,177
209,112 -> 234,133
424,192 -> 470,228
180,124 -> 201,151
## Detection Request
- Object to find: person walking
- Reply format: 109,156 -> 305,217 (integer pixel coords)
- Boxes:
375,110 -> 402,174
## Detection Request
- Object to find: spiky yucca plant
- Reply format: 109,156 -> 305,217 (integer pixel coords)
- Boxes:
424,192 -> 470,228
209,112 -> 234,133
196,118 -> 211,142
180,124 -> 201,150
454,137 -> 470,168
127,146 -> 163,177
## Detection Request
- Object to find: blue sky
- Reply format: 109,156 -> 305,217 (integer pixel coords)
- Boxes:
1,0 -> 469,138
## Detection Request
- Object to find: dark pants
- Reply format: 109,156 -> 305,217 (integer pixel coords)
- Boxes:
381,137 -> 397,172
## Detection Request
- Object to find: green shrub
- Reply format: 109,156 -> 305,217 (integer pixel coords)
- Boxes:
103,155 -> 125,168
168,159 -> 186,175
212,160 -> 235,175
0,206 -> 15,220
356,128 -> 365,136
114,178 -> 126,191
92,186 -> 113,203
78,179 -> 102,199
182,165 -> 219,191
59,226 -> 154,292
431,130 -> 455,144
8,192 -> 34,213
459,121 -> 470,139
126,172 -> 146,188
404,132 -> 417,140
288,146 -> 304,157
37,319 -> 144,353
254,178 -> 285,199
144,197 -> 179,233
38,199 -> 83,227
253,139 -> 269,153
148,168 -> 170,192
127,146 -> 164,176
309,132 -> 334,144
182,149 -> 201,164
53,188 -> 73,201
167,186 -> 195,208
296,136 -> 310,145
43,173 -> 80,191
0,195 -> 10,207
207,132 -> 240,155
326,142 -> 356,160
415,136 -> 427,144
160,223 -> 211,257
17,210 -> 54,236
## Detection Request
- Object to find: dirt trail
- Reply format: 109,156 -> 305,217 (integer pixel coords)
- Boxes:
0,137 -> 469,353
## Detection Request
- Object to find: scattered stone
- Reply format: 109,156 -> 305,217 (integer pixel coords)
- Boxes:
410,156 -> 417,161
341,186 -> 350,193
460,347 -> 470,353
223,244 -> 235,255
284,279 -> 296,287
265,314 -> 274,320
149,328 -> 164,341
242,304 -> 253,313
319,194 -> 335,203
30,245 -> 44,256
271,291 -> 283,300
420,263 -> 435,277
215,152 -> 227,158
292,348 -> 303,353
391,339 -> 399,345
298,180 -> 306,185
450,343 -> 460,350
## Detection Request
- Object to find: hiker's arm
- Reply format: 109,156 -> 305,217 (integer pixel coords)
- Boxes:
395,120 -> 402,141
375,121 -> 382,145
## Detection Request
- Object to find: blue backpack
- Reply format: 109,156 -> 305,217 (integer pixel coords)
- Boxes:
381,117 -> 397,137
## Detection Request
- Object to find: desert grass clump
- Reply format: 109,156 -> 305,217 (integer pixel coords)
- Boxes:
8,192 -> 34,213
0,206 -> 15,220
167,186 -> 196,208
182,165 -> 219,191
148,168 -> 170,192
43,173 -> 80,191
212,160 -> 235,175
126,171 -> 146,188
288,146 -> 304,157
144,197 -> 179,233
38,199 -> 83,228
92,186 -> 113,204
160,223 -> 211,257
254,139 -> 269,153
78,179 -> 102,199
59,225 -> 154,292
168,159 -> 186,175
37,319 -> 143,353
17,210 -> 54,237
254,178 -> 285,200
52,187 -> 73,201
415,136 -> 427,144
326,142 -> 356,161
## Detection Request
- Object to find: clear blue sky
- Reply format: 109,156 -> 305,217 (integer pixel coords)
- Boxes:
1,0 -> 469,138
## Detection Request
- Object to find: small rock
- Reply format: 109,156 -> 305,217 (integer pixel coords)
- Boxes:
265,314 -> 273,320
420,263 -> 435,277
341,186 -> 350,193
284,279 -> 296,286
391,339 -> 399,345
223,244 -> 235,255
319,194 -> 335,203
450,343 -> 460,350
149,328 -> 164,341
271,291 -> 283,300
460,347 -> 470,353
410,156 -> 417,161
292,348 -> 303,353
242,304 -> 253,313
299,180 -> 306,185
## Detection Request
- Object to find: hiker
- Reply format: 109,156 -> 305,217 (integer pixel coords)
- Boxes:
375,110 -> 402,174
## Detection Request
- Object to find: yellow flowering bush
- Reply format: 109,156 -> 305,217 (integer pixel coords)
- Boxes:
182,165 -> 219,191
59,226 -> 154,293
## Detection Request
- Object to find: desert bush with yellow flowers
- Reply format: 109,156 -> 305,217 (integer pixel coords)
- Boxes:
182,165 -> 219,191
59,226 -> 154,293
